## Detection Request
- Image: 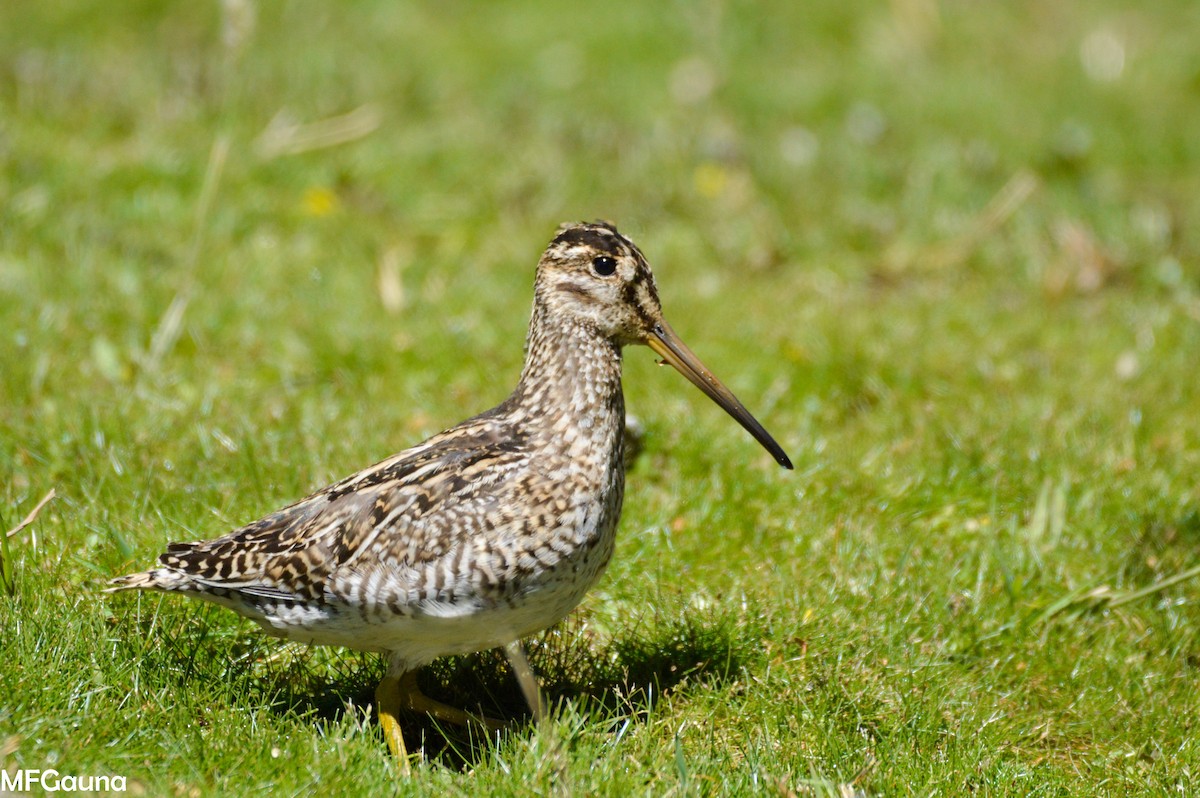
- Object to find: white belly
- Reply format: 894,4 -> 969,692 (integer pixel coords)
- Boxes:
252,504 -> 620,669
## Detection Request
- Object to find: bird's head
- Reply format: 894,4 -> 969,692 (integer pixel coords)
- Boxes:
535,220 -> 664,346
534,221 -> 792,469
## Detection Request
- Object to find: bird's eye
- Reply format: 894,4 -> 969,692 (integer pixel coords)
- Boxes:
592,256 -> 617,276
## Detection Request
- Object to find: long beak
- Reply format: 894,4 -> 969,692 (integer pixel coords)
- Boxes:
647,320 -> 793,469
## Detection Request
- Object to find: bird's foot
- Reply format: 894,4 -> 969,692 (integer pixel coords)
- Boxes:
397,669 -> 507,732
375,669 -> 507,771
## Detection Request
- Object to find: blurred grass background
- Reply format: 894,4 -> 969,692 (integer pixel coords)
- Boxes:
2,0 -> 1199,794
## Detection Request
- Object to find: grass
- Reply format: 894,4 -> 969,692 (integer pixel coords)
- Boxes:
2,0 -> 1200,794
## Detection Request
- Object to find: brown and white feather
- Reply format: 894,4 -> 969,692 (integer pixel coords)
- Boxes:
109,222 -> 653,672
109,221 -> 791,681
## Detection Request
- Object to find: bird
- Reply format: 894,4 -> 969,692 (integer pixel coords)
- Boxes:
107,220 -> 792,771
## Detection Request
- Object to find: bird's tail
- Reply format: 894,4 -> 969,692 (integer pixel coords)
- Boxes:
104,568 -> 195,594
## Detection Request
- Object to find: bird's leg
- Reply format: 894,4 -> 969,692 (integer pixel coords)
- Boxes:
396,669 -> 507,732
375,666 -> 506,767
375,673 -> 413,773
503,640 -> 546,723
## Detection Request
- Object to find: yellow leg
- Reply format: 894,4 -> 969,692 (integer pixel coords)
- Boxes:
375,674 -> 413,774
396,670 -> 507,732
375,669 -> 508,770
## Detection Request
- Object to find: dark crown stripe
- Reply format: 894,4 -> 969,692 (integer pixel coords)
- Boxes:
551,221 -> 637,257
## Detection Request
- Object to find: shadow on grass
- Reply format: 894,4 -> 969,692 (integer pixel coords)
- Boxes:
105,592 -> 758,770
257,611 -> 756,770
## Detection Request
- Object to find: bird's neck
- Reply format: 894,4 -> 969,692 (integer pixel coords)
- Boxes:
510,304 -> 626,448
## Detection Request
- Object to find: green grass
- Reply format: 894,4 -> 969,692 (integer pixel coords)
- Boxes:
3,0 -> 1200,794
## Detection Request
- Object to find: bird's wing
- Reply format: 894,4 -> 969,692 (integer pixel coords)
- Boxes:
148,409 -> 532,604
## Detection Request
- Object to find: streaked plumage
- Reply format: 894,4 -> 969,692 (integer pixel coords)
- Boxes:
108,221 -> 791,770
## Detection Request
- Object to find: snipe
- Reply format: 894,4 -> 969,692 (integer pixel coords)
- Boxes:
109,221 -> 791,770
